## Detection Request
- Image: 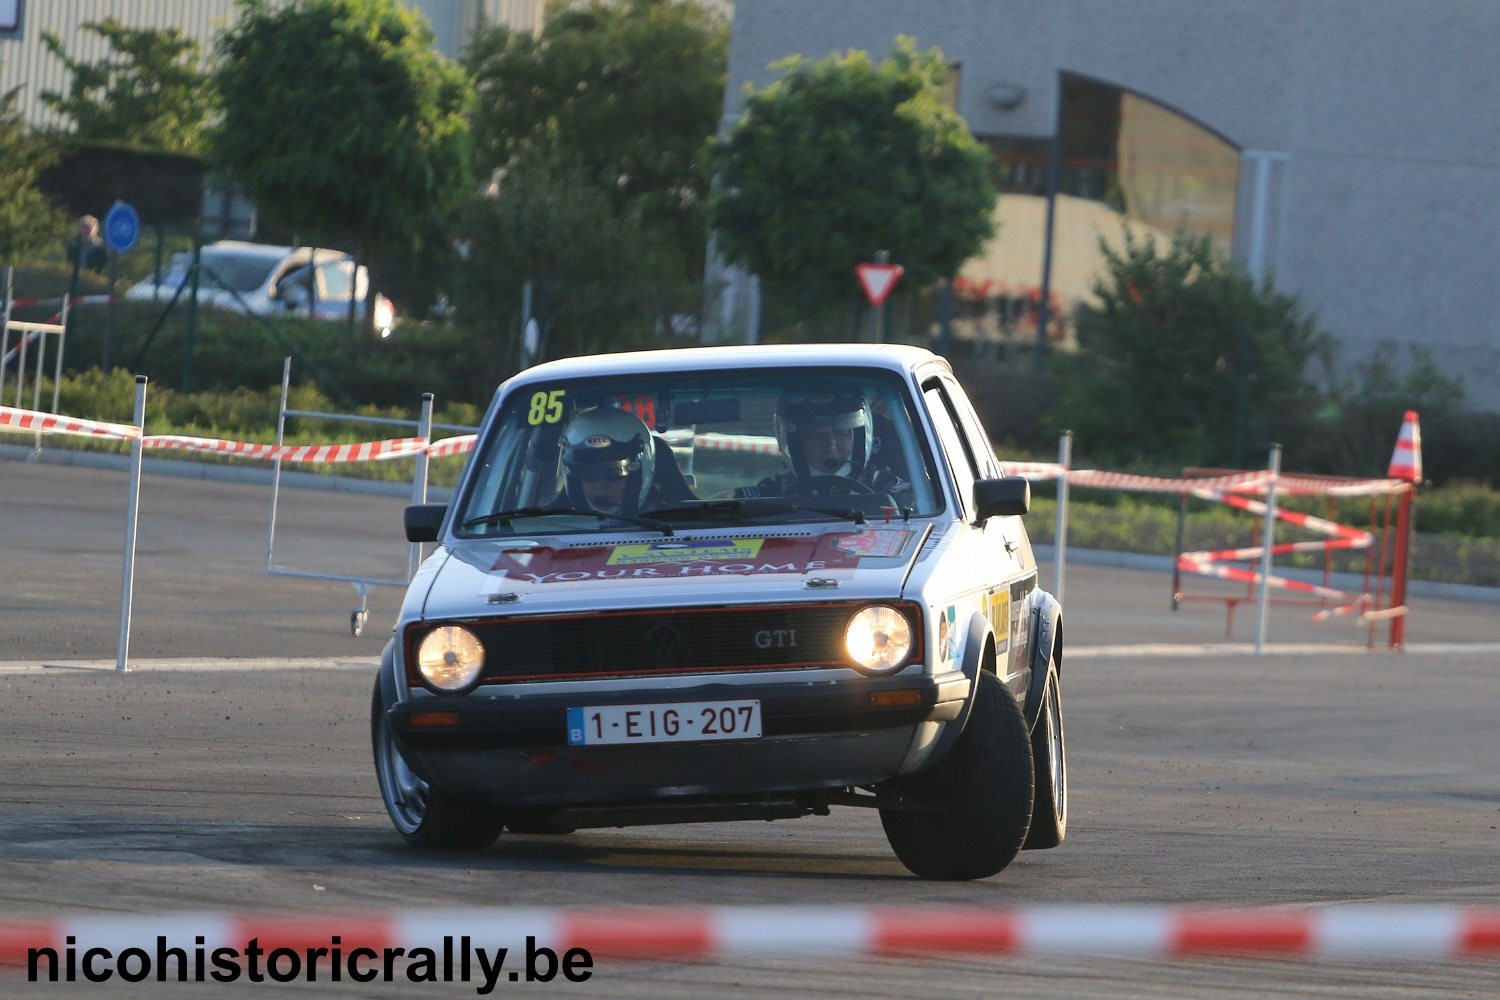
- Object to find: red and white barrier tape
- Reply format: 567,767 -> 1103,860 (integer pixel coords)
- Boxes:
3,403 -> 476,462
3,294 -> 113,310
999,461 -> 1066,480
1176,555 -> 1365,603
425,434 -> 477,458
997,465 -> 1408,499
2,905 -> 1498,965
0,405 -> 140,440
142,434 -> 430,464
1176,487 -> 1377,611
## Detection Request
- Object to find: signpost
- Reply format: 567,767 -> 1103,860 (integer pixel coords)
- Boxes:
103,201 -> 140,254
101,202 -> 139,370
856,256 -> 903,343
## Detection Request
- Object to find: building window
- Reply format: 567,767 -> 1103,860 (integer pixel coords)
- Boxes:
952,72 -> 1240,358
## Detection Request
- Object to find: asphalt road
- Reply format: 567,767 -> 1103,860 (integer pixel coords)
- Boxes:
3,456 -> 1499,997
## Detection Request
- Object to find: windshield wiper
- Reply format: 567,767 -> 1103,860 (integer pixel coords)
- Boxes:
644,498 -> 793,519
462,506 -> 673,535
644,498 -> 864,526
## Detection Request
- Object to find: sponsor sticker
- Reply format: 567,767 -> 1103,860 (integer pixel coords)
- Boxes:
491,534 -> 863,583
990,589 -> 1011,654
606,539 -> 765,566
832,528 -> 914,558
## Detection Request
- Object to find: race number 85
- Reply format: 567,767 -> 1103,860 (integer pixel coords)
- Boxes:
527,389 -> 565,425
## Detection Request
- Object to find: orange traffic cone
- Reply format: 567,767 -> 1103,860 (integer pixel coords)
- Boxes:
1387,410 -> 1422,483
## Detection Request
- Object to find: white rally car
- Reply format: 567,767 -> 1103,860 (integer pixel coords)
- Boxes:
375,344 -> 1066,879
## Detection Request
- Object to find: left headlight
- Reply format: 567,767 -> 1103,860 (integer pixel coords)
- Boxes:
415,625 -> 485,691
844,604 -> 914,674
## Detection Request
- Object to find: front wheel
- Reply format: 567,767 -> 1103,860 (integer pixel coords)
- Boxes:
371,681 -> 504,850
879,671 -> 1034,879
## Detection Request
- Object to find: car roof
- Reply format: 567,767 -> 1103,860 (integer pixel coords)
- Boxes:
202,241 -> 353,262
515,344 -> 947,384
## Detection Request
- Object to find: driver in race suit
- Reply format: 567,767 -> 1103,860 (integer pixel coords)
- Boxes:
735,388 -> 912,508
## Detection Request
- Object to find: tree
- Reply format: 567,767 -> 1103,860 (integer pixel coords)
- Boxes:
453,152 -> 691,375
212,0 -> 472,327
457,0 -> 726,361
1051,228 -> 1330,467
40,19 -> 214,153
708,37 -> 997,314
0,82 -> 66,261
465,0 -> 728,273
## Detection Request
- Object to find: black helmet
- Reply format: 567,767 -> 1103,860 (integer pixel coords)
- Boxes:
776,387 -> 872,478
560,406 -> 655,514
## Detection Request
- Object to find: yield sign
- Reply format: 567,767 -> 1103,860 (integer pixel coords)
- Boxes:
856,263 -> 904,306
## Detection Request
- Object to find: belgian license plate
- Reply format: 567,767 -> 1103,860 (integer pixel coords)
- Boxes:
566,699 -> 762,746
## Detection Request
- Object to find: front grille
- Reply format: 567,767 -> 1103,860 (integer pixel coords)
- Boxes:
406,603 -> 922,685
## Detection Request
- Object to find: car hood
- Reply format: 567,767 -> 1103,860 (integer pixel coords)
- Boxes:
414,523 -> 933,620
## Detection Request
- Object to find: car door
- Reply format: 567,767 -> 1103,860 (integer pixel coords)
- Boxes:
920,375 -> 1030,696
937,373 -> 1038,693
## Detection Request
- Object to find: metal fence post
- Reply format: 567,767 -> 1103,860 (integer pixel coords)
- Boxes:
1054,429 -> 1071,606
409,393 -> 433,581
116,375 -> 149,673
1253,443 -> 1281,654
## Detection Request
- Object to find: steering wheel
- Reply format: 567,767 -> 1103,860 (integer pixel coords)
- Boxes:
787,474 -> 877,499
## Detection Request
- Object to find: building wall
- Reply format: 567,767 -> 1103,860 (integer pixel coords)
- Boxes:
0,0 -> 542,129
723,0 -> 1500,409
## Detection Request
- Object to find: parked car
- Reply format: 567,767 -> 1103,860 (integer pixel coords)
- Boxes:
376,344 -> 1067,880
123,240 -> 396,337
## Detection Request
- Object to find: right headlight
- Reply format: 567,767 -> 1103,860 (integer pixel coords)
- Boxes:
844,604 -> 915,674
415,625 -> 485,691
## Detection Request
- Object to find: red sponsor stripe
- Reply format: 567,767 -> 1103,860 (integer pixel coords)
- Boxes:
228,915 -> 395,956
0,922 -> 60,967
559,910 -> 713,958
1170,910 -> 1312,955
1459,910 -> 1500,956
871,908 -> 1019,954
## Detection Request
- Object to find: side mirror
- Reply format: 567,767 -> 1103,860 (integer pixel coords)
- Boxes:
973,477 -> 1030,519
404,503 -> 447,543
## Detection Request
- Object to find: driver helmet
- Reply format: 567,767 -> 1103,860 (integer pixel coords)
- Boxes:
775,387 -> 872,478
560,406 -> 656,515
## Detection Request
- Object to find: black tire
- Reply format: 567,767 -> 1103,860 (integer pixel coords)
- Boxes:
879,671 -> 1034,879
1022,666 -> 1068,849
371,682 -> 504,851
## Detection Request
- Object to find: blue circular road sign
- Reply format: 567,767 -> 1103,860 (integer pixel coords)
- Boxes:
103,201 -> 140,254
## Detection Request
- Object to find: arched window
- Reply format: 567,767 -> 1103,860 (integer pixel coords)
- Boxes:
954,72 -> 1240,359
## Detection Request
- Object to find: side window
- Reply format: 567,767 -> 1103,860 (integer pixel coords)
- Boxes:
939,375 -> 1003,479
320,260 -> 354,299
923,382 -> 978,517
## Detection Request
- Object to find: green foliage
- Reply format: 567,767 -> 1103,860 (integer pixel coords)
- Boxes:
457,0 -> 726,356
1413,481 -> 1500,538
1299,343 -> 1465,479
30,366 -> 477,485
466,0 -> 727,269
452,157 -> 694,368
39,19 -> 214,153
0,82 -> 67,259
212,0 -> 472,264
1051,228 -> 1330,468
709,37 -> 996,310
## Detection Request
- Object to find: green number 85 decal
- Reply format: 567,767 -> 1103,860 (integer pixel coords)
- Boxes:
527,389 -> 565,425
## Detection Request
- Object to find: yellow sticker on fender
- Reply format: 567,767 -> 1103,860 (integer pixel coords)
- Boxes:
990,589 -> 1011,653
607,539 -> 766,566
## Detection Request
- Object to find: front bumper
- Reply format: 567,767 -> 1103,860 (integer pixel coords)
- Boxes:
388,672 -> 969,804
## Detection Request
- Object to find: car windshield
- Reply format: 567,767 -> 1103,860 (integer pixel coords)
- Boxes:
455,367 -> 945,535
198,250 -> 282,293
